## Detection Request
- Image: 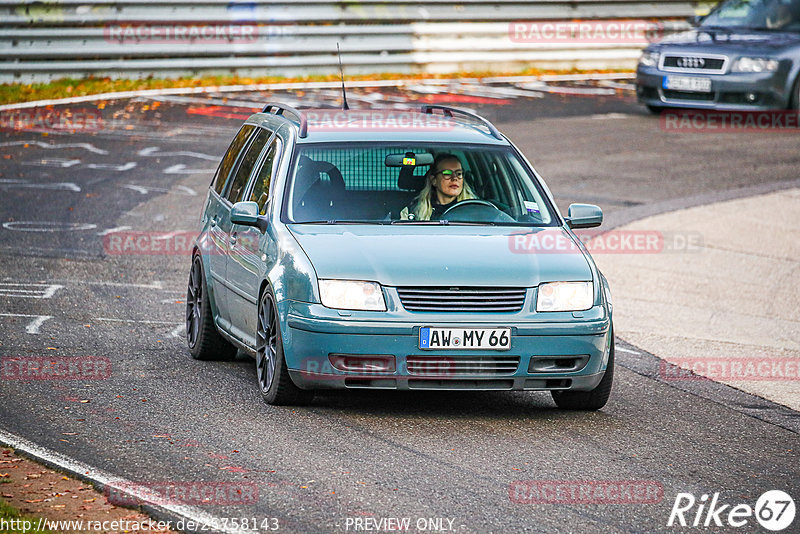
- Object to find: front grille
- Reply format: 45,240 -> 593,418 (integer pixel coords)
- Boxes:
662,55 -> 726,73
406,355 -> 520,376
397,287 -> 527,312
408,379 -> 514,390
662,89 -> 716,101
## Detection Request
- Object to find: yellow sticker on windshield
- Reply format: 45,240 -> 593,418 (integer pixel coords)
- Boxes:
403,157 -> 416,166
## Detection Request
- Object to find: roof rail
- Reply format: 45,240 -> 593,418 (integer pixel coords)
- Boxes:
420,104 -> 503,140
261,102 -> 308,138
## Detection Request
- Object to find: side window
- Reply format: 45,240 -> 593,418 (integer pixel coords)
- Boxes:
248,137 -> 282,215
211,125 -> 256,196
225,128 -> 273,204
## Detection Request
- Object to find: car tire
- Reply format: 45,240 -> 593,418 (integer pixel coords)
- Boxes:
186,254 -> 237,361
551,332 -> 614,411
791,75 -> 800,110
256,288 -> 314,406
646,104 -> 664,115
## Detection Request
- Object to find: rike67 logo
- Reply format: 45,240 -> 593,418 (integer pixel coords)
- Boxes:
668,490 -> 795,531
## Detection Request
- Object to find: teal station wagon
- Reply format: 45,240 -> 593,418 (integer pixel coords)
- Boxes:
186,104 -> 615,410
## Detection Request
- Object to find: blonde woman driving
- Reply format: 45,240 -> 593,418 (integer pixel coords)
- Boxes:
399,153 -> 476,221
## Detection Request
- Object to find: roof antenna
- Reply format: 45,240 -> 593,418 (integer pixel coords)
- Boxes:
336,42 -> 349,110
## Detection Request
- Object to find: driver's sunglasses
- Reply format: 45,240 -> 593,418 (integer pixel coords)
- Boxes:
437,169 -> 463,181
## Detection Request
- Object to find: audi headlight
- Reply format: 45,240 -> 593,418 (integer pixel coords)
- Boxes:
639,51 -> 660,68
318,280 -> 386,311
536,282 -> 594,312
733,57 -> 779,73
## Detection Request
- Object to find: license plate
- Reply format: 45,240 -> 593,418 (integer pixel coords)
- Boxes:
419,327 -> 511,350
663,75 -> 712,93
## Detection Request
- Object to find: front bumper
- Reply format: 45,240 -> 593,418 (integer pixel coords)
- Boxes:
636,66 -> 790,110
283,301 -> 611,392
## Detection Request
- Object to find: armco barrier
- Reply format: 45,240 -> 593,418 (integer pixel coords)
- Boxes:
0,1 -> 697,81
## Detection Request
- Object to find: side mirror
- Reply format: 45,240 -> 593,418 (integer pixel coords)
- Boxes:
688,14 -> 703,26
230,201 -> 268,232
566,203 -> 603,229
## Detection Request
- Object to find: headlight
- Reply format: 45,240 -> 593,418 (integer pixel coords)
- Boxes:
639,51 -> 660,68
318,280 -> 386,311
536,281 -> 594,312
733,57 -> 779,73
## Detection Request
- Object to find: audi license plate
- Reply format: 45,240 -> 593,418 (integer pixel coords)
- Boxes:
663,75 -> 712,93
419,327 -> 511,350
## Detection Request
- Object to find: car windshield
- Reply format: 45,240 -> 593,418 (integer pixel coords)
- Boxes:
282,143 -> 557,226
701,0 -> 800,31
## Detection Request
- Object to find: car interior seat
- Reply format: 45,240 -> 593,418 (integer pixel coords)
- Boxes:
293,156 -> 346,221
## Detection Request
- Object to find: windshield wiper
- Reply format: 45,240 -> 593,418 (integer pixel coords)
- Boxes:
391,219 -> 449,225
294,219 -> 390,225
444,221 -> 498,226
391,219 -> 504,226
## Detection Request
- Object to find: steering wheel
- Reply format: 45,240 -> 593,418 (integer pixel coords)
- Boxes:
441,199 -> 515,223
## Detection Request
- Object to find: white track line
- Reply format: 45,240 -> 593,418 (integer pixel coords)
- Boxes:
0,179 -> 81,192
170,324 -> 186,338
0,140 -> 108,154
95,318 -> 181,325
0,313 -> 53,334
45,280 -> 164,289
0,283 -> 62,299
97,226 -> 133,236
0,428 -> 255,534
617,347 -> 642,355
137,146 -> 217,161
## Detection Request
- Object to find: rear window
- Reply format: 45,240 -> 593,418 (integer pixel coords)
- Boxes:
302,146 -> 428,191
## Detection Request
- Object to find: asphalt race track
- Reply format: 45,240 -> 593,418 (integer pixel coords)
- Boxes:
1,81 -> 799,533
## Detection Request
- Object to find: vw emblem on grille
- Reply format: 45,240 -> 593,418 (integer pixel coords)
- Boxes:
677,56 -> 706,68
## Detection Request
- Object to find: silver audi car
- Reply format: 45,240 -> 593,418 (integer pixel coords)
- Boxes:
637,0 -> 800,112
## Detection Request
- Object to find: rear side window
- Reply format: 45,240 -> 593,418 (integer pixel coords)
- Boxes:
211,124 -> 255,196
225,128 -> 273,204
249,136 -> 282,215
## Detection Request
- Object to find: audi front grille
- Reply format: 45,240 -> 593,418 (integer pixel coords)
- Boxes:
660,54 -> 728,74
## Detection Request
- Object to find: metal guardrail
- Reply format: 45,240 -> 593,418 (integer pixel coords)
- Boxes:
0,1 -> 698,82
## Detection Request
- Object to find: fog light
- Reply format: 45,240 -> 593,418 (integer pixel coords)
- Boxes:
745,92 -> 758,102
328,354 -> 396,373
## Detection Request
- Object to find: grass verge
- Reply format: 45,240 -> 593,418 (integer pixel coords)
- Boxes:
0,499 -> 55,534
0,69 -> 632,106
